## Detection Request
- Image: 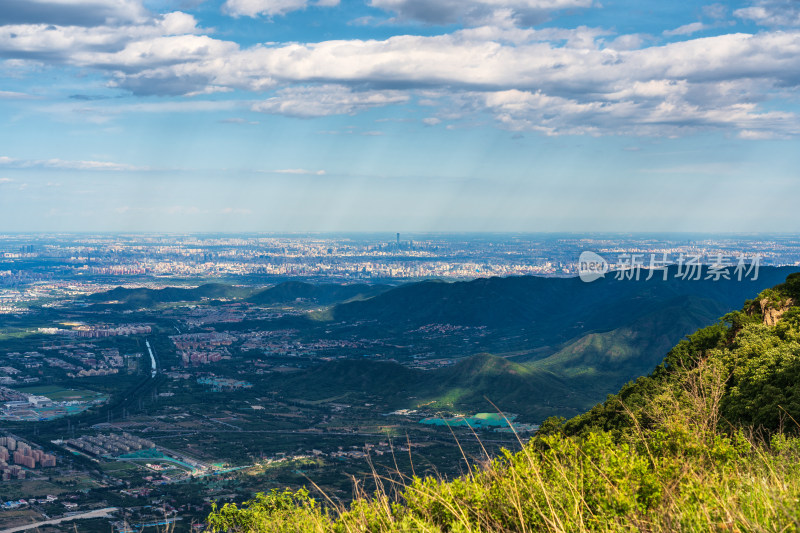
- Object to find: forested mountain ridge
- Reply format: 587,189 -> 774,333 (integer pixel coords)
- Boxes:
206,273 -> 800,532
552,271 -> 800,437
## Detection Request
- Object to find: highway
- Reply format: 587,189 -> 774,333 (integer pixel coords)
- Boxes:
62,337 -> 163,428
145,339 -> 158,378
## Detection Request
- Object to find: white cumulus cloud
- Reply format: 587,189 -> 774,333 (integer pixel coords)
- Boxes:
0,0 -> 149,26
271,168 -> 327,175
223,0 -> 339,17
663,22 -> 706,36
252,85 -> 410,117
0,90 -> 35,99
0,11 -> 203,66
369,0 -> 594,26
735,0 -> 800,26
3,1 -> 800,139
0,156 -> 146,171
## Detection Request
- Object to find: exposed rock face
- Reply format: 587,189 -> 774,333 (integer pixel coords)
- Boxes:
759,298 -> 794,326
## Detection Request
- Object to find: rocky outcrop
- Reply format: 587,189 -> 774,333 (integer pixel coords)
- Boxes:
758,298 -> 794,326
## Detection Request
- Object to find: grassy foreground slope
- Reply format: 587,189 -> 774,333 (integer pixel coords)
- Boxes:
206,273 -> 800,532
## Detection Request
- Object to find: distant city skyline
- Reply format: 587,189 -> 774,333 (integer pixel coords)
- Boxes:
2,233 -> 798,291
1,0 -> 800,232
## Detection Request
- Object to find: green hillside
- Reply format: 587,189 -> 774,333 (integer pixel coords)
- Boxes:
247,281 -> 390,305
87,281 -> 390,309
555,272 -> 800,438
207,274 -> 800,532
329,266 -> 798,351
87,283 -> 253,308
263,270 -> 800,422
273,353 -> 593,420
529,295 -> 725,383
422,354 -> 592,419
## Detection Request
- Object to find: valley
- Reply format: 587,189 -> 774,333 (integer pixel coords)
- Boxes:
1,265 -> 798,530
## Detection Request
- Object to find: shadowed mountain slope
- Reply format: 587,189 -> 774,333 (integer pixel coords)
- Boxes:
87,283 -> 253,307
247,281 -> 391,305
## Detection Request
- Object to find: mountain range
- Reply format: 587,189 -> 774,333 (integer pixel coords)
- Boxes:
206,272 -> 800,532
90,266 -> 800,420
267,266 -> 799,420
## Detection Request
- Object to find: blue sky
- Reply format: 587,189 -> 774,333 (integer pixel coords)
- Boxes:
1,0 -> 799,232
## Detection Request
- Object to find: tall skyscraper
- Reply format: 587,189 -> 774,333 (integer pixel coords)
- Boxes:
396,233 -> 400,245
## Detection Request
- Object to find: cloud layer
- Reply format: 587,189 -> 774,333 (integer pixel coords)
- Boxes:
735,0 -> 800,26
369,0 -> 593,26
2,0 -> 800,138
223,0 -> 341,17
0,156 -> 144,171
0,0 -> 148,26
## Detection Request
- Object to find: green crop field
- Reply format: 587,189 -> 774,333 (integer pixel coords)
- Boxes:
14,385 -> 105,402
0,479 -> 65,500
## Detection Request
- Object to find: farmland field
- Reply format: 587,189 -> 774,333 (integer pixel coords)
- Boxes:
14,385 -> 106,402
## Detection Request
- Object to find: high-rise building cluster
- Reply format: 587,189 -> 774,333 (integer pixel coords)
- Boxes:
66,432 -> 155,457
70,324 -> 152,338
0,436 -> 56,479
